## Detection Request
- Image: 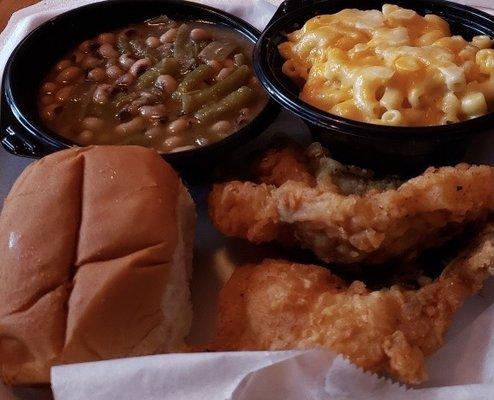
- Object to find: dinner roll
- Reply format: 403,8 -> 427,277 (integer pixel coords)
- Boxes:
0,146 -> 195,385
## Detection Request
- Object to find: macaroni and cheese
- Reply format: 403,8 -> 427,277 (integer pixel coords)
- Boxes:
279,4 -> 494,126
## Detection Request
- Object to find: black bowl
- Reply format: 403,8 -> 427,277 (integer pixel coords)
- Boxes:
254,0 -> 494,175
0,0 -> 279,170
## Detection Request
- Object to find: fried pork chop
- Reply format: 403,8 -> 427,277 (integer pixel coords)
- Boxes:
209,143 -> 494,264
213,222 -> 494,384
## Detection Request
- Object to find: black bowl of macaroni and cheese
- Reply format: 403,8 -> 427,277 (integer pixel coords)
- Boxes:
254,0 -> 494,174
0,0 -> 278,168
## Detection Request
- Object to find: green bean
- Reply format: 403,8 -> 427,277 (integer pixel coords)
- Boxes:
129,39 -> 149,59
172,64 -> 213,99
158,44 -> 174,59
174,23 -> 193,61
117,36 -> 132,55
194,86 -> 254,122
181,65 -> 250,113
135,58 -> 179,91
155,58 -> 179,74
145,15 -> 174,27
112,91 -> 137,108
234,53 -> 246,66
135,70 -> 161,91
199,41 -> 237,62
112,92 -> 127,106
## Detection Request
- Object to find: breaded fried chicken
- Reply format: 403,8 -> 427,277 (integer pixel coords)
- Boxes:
209,143 -> 494,264
213,222 -> 494,384
252,142 -> 316,187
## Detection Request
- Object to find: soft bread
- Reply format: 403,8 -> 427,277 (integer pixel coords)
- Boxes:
0,146 -> 195,385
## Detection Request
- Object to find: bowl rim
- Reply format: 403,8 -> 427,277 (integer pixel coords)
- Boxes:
253,0 -> 494,141
1,0 -> 278,158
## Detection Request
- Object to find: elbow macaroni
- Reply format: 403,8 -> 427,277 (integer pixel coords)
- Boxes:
279,4 -> 494,126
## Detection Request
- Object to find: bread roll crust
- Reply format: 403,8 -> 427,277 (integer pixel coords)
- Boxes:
0,146 -> 195,385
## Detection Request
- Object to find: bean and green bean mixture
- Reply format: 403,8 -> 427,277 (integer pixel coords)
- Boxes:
38,16 -> 268,153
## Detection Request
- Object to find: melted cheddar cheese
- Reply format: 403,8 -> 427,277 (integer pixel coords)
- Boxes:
279,4 -> 494,126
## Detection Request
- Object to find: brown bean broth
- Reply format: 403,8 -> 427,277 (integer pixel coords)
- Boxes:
38,17 -> 268,152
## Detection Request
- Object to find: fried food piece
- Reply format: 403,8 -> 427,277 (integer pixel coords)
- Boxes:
209,143 -> 494,264
213,222 -> 494,384
253,142 -> 401,194
252,142 -> 316,187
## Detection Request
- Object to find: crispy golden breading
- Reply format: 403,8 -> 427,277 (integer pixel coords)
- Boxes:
252,143 -> 316,187
213,223 -> 494,384
209,143 -> 494,264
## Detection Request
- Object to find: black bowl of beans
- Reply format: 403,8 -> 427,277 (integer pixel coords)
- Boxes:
0,0 -> 278,168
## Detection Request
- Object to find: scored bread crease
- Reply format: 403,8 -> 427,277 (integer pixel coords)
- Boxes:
63,146 -> 191,363
77,336 -> 104,361
0,149 -> 85,384
3,282 -> 67,318
74,242 -> 174,268
61,150 -> 86,374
